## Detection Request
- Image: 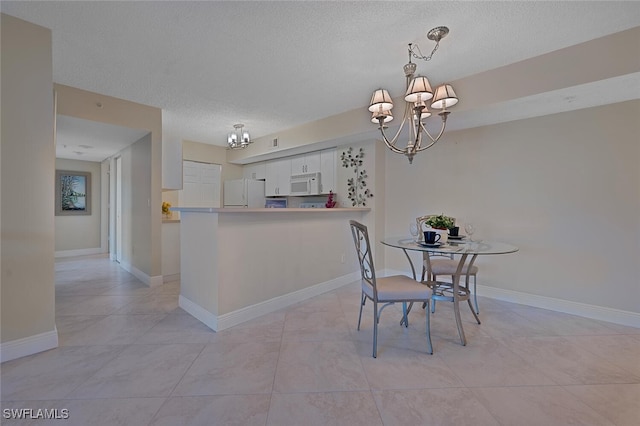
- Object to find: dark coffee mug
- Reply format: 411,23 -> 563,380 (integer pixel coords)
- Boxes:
449,226 -> 459,237
423,231 -> 441,244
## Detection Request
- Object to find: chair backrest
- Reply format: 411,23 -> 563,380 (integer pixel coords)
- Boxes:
349,220 -> 378,300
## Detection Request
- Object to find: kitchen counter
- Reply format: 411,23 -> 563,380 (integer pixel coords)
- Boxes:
173,206 -> 369,331
172,207 -> 369,214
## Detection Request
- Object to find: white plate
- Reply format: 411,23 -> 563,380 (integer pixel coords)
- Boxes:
448,235 -> 466,240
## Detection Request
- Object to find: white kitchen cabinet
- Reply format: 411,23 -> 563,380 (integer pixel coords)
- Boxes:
179,160 -> 221,207
243,162 -> 266,180
290,151 -> 321,175
265,157 -> 291,196
320,148 -> 336,194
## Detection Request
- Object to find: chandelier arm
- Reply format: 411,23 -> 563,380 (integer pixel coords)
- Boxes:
378,102 -> 412,151
415,118 -> 447,152
378,127 -> 407,154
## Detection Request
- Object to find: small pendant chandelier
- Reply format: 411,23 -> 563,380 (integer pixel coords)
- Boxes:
369,26 -> 459,164
227,123 -> 252,149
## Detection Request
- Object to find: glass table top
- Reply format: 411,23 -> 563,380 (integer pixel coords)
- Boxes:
381,237 -> 519,256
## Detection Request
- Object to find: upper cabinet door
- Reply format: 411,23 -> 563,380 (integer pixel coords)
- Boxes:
290,152 -> 321,174
265,160 -> 279,196
320,148 -> 336,194
265,158 -> 291,196
305,152 -> 321,174
243,162 -> 266,180
290,154 -> 306,175
276,158 -> 292,195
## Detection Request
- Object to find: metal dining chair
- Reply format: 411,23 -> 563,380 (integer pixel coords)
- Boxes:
349,220 -> 433,358
416,215 -> 480,314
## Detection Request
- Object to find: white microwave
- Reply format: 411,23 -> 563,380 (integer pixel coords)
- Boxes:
290,172 -> 321,196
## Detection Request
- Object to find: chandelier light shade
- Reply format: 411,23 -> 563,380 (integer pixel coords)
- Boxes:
371,110 -> 393,124
369,26 -> 459,164
404,76 -> 433,103
368,89 -> 394,113
227,123 -> 252,149
431,84 -> 459,109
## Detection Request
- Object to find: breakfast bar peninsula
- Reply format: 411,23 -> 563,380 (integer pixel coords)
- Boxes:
172,207 -> 369,331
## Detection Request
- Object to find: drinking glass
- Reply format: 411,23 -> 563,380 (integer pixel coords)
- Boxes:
409,223 -> 419,241
464,223 -> 476,241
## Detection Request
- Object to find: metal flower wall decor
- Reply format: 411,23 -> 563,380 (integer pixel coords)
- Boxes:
341,147 -> 373,207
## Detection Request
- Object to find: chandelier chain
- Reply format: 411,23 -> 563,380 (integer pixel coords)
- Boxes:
409,42 -> 440,62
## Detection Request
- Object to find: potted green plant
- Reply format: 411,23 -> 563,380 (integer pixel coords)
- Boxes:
425,214 -> 455,230
424,214 -> 455,243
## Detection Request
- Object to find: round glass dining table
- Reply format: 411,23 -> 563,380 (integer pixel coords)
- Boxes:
381,237 -> 519,345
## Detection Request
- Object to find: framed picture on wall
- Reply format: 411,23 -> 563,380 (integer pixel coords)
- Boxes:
55,170 -> 91,215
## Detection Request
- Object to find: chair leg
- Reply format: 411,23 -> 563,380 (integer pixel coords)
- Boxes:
402,302 -> 408,328
420,267 -> 428,311
357,292 -> 365,331
372,301 -> 378,358
431,274 -> 439,314
425,300 -> 433,354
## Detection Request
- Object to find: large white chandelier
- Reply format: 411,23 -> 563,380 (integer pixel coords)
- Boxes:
369,26 -> 459,164
227,123 -> 252,149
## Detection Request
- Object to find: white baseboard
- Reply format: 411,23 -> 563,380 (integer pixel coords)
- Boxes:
478,284 -> 640,328
1,328 -> 59,363
148,275 -> 163,288
119,261 -> 163,288
383,268 -> 639,328
179,295 -> 218,331
55,248 -> 103,258
164,273 -> 180,283
216,271 -> 360,331
180,271 -> 360,332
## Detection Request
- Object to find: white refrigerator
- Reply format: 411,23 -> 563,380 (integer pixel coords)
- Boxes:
223,179 -> 266,208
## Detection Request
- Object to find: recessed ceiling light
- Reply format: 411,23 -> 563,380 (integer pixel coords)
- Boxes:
78,144 -> 93,149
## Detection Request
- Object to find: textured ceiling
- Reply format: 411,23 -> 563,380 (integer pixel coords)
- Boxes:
2,1 -> 640,161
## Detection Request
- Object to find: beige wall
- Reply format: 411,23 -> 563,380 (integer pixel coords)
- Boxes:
55,84 -> 162,279
130,134 -> 153,274
54,158 -> 102,252
1,14 -> 56,344
383,100 -> 640,314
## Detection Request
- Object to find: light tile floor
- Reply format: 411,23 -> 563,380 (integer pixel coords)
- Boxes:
2,254 -> 639,425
